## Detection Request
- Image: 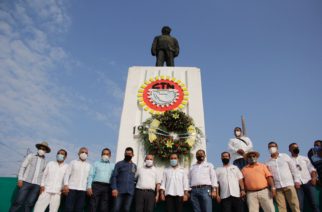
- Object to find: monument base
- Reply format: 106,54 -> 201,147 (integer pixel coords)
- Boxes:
116,66 -> 206,171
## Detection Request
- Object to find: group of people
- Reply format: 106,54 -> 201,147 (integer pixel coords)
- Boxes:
8,127 -> 322,212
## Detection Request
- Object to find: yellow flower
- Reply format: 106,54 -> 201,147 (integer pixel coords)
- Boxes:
149,133 -> 157,143
165,140 -> 173,148
148,119 -> 160,143
150,119 -> 160,128
187,125 -> 196,135
186,138 -> 195,147
172,113 -> 180,119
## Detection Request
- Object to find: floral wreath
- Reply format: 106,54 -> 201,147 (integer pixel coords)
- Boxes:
138,110 -> 202,163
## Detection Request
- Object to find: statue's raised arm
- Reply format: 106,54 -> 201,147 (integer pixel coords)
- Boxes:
151,26 -> 179,67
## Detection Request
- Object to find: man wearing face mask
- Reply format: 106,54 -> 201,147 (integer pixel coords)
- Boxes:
160,153 -> 189,212
10,141 -> 50,212
241,151 -> 276,212
63,147 -> 91,212
216,152 -> 245,212
111,147 -> 137,212
34,149 -> 68,212
189,149 -> 218,212
266,142 -> 301,212
135,154 -> 161,212
228,127 -> 253,170
289,143 -> 319,212
87,148 -> 115,212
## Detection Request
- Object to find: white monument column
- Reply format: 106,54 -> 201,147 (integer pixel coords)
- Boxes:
115,66 -> 206,170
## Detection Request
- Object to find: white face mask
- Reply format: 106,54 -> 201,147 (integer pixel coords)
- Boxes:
79,153 -> 88,160
235,131 -> 241,137
102,155 -> 110,162
38,149 -> 46,156
269,147 -> 278,154
145,160 -> 153,167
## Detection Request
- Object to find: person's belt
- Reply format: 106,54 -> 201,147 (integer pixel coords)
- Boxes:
191,185 -> 211,189
247,187 -> 267,192
93,181 -> 110,186
136,188 -> 155,192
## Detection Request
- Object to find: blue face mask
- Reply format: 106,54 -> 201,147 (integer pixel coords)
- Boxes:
170,159 -> 177,167
56,154 -> 65,162
314,146 -> 321,152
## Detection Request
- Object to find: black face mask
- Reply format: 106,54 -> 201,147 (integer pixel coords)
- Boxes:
196,156 -> 204,162
292,148 -> 300,154
124,155 -> 132,161
222,158 -> 230,165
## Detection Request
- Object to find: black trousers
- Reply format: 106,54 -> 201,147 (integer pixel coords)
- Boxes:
135,189 -> 155,212
221,196 -> 244,212
89,182 -> 111,212
65,190 -> 86,212
165,195 -> 183,212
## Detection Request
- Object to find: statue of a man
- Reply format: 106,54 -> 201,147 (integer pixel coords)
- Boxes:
151,26 -> 179,67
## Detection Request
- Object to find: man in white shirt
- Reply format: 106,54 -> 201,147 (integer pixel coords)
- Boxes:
63,147 -> 91,212
160,153 -> 189,212
189,149 -> 217,212
289,143 -> 320,212
228,127 -> 253,170
266,141 -> 300,212
216,152 -> 245,212
135,154 -> 161,212
34,149 -> 68,212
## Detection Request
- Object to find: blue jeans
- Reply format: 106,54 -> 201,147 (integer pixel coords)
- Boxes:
297,182 -> 320,212
190,187 -> 212,212
64,189 -> 86,212
113,193 -> 133,212
10,181 -> 40,212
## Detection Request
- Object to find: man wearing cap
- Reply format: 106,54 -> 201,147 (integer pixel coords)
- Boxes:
289,143 -> 319,212
228,127 -> 253,170
10,141 -> 51,212
242,150 -> 276,212
34,149 -> 68,212
266,141 -> 301,212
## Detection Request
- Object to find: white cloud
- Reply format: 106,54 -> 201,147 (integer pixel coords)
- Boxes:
0,0 -> 124,176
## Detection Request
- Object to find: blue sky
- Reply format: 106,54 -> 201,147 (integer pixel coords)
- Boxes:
1,0 -> 322,176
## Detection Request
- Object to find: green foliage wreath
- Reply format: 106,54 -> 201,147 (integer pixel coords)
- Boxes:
138,110 -> 202,163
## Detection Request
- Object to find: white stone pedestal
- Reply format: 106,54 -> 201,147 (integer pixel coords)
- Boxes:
115,66 -> 206,171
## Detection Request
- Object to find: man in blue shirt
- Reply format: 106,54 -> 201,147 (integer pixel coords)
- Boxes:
111,147 -> 137,212
87,148 -> 115,212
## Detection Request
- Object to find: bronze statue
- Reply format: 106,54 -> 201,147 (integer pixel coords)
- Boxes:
151,26 -> 179,67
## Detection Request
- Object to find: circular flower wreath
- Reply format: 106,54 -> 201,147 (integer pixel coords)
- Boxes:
138,110 -> 202,163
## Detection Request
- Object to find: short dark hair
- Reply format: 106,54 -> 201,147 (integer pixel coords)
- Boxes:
162,26 -> 171,35
101,148 -> 111,155
221,151 -> 230,157
125,147 -> 134,153
288,143 -> 297,149
170,153 -> 179,158
57,149 -> 67,157
268,141 -> 278,148
234,127 -> 242,131
196,149 -> 205,154
314,140 -> 322,145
